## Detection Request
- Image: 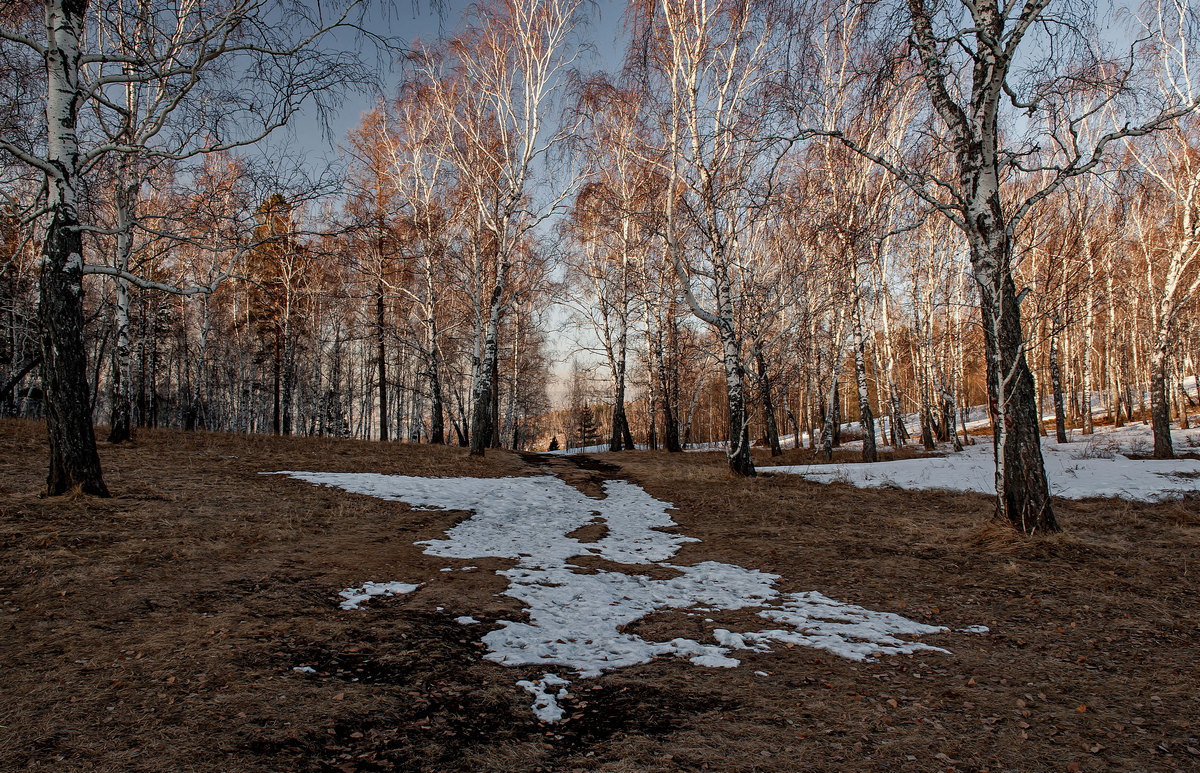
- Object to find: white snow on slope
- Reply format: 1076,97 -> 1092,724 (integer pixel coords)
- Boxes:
277,471 -> 979,721
762,422 -> 1200,501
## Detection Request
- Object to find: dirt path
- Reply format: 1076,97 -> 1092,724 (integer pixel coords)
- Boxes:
515,451 -> 623,497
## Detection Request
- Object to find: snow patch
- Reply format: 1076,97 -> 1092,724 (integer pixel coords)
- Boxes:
516,673 -> 570,722
762,423 -> 1200,502
741,591 -> 950,662
337,580 -> 421,610
278,472 -> 981,721
455,615 -> 480,625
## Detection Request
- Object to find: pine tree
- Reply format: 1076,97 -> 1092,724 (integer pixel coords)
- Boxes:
574,404 -> 600,449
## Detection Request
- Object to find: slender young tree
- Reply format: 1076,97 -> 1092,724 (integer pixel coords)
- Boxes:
414,0 -> 583,457
636,0 -> 794,476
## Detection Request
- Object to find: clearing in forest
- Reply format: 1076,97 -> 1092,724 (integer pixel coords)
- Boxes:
1,421 -> 1198,772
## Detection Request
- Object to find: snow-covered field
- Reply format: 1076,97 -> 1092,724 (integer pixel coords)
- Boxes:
762,422 -> 1200,501
274,471 -> 984,721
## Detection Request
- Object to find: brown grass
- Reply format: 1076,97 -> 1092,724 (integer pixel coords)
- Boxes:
2,420 -> 1199,772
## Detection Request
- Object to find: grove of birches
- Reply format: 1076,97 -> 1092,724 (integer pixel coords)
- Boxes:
3,0 -> 1200,536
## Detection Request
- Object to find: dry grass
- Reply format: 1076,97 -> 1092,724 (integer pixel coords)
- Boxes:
2,419 -> 1199,772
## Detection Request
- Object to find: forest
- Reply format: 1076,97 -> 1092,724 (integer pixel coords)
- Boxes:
4,1 -> 1200,770
3,0 -> 1200,532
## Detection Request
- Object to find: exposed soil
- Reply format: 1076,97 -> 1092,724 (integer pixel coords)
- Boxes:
1,419 -> 1198,772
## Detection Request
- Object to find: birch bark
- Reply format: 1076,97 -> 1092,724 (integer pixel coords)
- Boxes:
40,0 -> 109,495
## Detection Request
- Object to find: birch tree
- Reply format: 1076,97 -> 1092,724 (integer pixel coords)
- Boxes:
414,0 -> 582,457
566,79 -> 660,451
1123,0 -> 1200,458
0,0 -> 383,494
382,83 -> 462,445
825,0 -> 1199,533
638,0 -> 793,476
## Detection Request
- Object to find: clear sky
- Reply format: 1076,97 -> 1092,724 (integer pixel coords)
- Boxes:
283,0 -> 631,170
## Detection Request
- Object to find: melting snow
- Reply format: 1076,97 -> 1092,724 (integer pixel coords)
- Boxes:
762,423 -> 1200,501
455,615 -> 480,625
517,673 -> 571,722
337,580 -> 421,610
277,471 -> 982,721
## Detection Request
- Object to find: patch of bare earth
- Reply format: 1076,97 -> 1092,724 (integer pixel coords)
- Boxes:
1,420 -> 1198,772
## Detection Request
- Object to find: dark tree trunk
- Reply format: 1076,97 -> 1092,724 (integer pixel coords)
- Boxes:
469,285 -> 503,457
427,322 -> 445,444
108,390 -> 131,442
610,388 -> 628,452
39,0 -> 108,496
661,391 -> 681,452
1049,327 -> 1068,443
469,360 -> 492,455
1150,348 -> 1173,459
148,300 -> 160,428
107,322 -> 132,443
137,293 -> 150,428
831,386 -> 841,448
107,278 -> 132,444
656,321 -> 682,452
428,367 -> 444,444
920,406 -> 935,450
376,283 -> 388,442
727,388 -> 755,477
272,333 -> 281,435
620,408 -> 634,450
934,393 -> 950,442
718,320 -> 754,477
977,247 -> 1057,534
282,337 -> 294,436
755,347 -> 782,457
41,213 -> 109,496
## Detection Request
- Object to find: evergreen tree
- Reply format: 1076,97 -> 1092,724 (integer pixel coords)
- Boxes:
574,403 -> 600,449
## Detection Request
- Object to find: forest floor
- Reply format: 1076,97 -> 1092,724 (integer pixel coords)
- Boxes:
1,418 -> 1198,772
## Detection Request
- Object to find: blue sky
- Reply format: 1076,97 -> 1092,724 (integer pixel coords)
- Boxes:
283,0 -> 631,171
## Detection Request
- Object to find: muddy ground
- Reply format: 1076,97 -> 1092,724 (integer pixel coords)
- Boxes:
1,419 -> 1198,772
